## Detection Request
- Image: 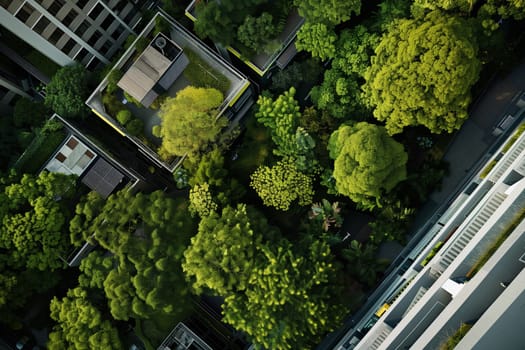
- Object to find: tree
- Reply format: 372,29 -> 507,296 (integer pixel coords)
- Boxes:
372,0 -> 411,31
13,98 -> 48,128
237,13 -> 281,52
412,0 -> 476,12
222,239 -> 348,349
256,88 -> 317,172
48,287 -> 122,350
79,251 -> 114,289
363,11 -> 481,134
341,240 -> 383,287
70,190 -> 195,321
328,123 -> 408,209
332,26 -> 379,78
0,172 -> 76,270
310,68 -> 365,119
294,0 -> 361,25
250,159 -> 314,211
158,87 -> 227,157
44,63 -> 89,119
309,199 -> 343,233
295,23 -> 337,61
478,0 -> 525,31
188,183 -> 218,218
183,204 -> 276,295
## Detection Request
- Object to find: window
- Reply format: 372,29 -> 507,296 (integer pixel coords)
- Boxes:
62,38 -> 77,55
33,17 -> 51,34
86,57 -> 101,71
16,3 -> 36,23
112,0 -> 127,14
88,3 -> 103,20
101,14 -> 114,31
75,0 -> 89,10
61,9 -> 78,27
75,21 -> 90,37
87,30 -> 101,46
99,40 -> 113,56
48,27 -> 64,45
75,48 -> 89,62
47,0 -> 65,16
111,25 -> 124,40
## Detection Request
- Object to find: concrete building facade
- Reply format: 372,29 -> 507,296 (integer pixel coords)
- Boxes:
348,120 -> 525,350
0,0 -> 148,70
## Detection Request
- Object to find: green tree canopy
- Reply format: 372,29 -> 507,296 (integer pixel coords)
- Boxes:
328,122 -> 408,209
48,287 -> 122,350
295,23 -> 337,61
237,13 -> 281,52
0,172 -> 76,270
222,238 -> 348,349
13,98 -> 48,128
44,63 -> 89,119
250,159 -> 314,211
183,204 -> 277,296
363,11 -> 481,134
294,0 -> 361,25
70,190 -> 195,321
255,88 -> 317,171
158,86 -> 227,157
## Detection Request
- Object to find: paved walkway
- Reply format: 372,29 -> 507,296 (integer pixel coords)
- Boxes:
432,62 -> 525,204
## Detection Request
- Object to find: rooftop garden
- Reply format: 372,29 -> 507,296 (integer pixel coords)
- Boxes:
87,13 -> 249,171
186,0 -> 304,73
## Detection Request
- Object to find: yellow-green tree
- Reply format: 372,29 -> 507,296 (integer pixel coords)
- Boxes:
295,23 -> 337,61
363,11 -> 481,134
328,122 -> 407,209
222,239 -> 347,349
182,204 -> 277,296
293,0 -> 361,25
48,287 -> 122,350
158,86 -> 227,157
250,159 -> 314,211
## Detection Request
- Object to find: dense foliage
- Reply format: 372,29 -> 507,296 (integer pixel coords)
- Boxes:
158,86 -> 227,157
329,123 -> 408,209
44,63 -> 89,119
363,11 -> 481,134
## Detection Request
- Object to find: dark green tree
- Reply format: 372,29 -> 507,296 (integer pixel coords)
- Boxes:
222,238 -> 348,349
0,172 -> 76,270
70,190 -> 195,321
237,13 -> 281,52
44,63 -> 89,119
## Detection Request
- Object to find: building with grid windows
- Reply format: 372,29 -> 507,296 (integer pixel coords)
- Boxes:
0,0 -> 152,71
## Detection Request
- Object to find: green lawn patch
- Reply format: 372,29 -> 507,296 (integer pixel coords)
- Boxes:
440,323 -> 472,350
183,48 -> 231,95
421,241 -> 444,267
466,207 -> 525,279
13,128 -> 66,174
501,122 -> 525,154
479,159 -> 497,179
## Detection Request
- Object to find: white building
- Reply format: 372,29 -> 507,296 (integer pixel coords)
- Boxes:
350,120 -> 525,349
0,0 -> 149,70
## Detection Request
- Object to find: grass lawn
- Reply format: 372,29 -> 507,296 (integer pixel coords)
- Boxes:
13,129 -> 66,174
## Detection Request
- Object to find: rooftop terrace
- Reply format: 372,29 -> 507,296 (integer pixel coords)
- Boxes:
86,12 -> 251,172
